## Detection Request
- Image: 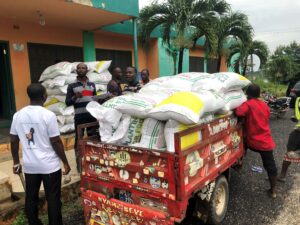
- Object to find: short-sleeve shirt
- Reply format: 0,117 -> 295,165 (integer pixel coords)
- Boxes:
10,105 -> 61,174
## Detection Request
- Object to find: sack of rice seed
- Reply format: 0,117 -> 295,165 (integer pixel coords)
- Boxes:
222,89 -> 247,111
136,118 -> 166,150
87,70 -> 112,84
139,76 -> 172,93
148,91 -> 225,124
160,72 -> 210,92
103,93 -> 168,118
39,62 -> 73,82
121,117 -> 144,145
192,72 -> 251,93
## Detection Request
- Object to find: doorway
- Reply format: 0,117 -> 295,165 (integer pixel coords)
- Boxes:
0,41 -> 16,127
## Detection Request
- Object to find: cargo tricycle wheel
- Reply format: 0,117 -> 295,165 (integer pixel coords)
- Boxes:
207,175 -> 229,225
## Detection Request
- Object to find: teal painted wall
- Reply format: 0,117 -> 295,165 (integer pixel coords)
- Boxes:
158,38 -> 189,77
83,31 -> 96,62
91,0 -> 139,17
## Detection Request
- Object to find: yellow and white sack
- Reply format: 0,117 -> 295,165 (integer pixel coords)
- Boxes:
148,91 -> 225,124
165,115 -> 215,152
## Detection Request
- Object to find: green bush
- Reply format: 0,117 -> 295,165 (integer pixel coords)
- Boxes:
248,77 -> 287,97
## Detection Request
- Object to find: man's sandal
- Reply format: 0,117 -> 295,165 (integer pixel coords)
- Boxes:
267,189 -> 277,199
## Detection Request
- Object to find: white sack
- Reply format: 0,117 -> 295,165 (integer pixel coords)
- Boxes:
86,101 -> 122,142
57,115 -> 74,125
59,123 -> 75,134
46,88 -> 65,96
46,102 -> 66,115
137,118 -> 166,150
121,117 -> 144,145
106,115 -> 131,144
192,72 -> 251,93
103,93 -> 169,118
139,76 -> 172,93
85,61 -> 112,74
60,106 -> 74,116
39,62 -> 73,82
160,73 -> 210,92
87,70 -> 112,84
222,90 -> 247,111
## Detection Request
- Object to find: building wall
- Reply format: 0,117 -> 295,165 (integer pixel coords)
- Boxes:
0,18 -> 83,110
190,46 -> 228,72
0,19 -> 159,110
94,31 -> 159,78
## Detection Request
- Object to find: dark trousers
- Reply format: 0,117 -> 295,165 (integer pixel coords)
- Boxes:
25,170 -> 62,225
252,149 -> 278,177
74,117 -> 97,172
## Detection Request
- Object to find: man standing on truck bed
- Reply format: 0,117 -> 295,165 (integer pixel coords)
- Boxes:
235,84 -> 278,198
10,83 -> 71,225
66,62 -> 97,173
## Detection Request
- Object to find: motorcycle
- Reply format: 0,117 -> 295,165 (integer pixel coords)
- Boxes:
264,94 -> 291,118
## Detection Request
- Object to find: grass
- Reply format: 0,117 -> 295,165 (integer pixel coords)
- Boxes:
11,198 -> 83,225
248,77 -> 287,97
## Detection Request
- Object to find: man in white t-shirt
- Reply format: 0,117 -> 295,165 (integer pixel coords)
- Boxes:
10,83 -> 71,225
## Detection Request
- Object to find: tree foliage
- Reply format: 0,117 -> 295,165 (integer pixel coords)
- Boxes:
265,41 -> 300,82
227,40 -> 269,75
139,0 -> 229,74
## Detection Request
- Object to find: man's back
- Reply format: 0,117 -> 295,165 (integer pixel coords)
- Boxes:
10,105 -> 60,174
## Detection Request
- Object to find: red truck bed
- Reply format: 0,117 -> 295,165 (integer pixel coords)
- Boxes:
80,114 -> 244,225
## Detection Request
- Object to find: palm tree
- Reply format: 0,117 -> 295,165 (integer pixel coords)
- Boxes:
191,11 -> 253,72
139,0 -> 229,74
227,40 -> 269,75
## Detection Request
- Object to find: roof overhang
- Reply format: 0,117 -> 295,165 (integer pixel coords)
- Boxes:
0,0 -> 134,30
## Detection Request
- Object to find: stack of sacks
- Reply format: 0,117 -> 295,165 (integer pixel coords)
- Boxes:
40,61 -> 112,133
87,72 -> 251,152
191,72 -> 249,111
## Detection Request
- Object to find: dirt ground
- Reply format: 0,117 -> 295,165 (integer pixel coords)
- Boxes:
220,109 -> 300,225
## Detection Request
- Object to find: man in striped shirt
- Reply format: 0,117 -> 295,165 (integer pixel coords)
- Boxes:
66,63 -> 97,172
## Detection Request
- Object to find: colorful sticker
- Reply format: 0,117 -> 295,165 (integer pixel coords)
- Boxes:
100,159 -> 105,164
89,164 -> 95,171
184,177 -> 189,185
135,172 -> 141,179
139,160 -> 144,166
112,214 -> 121,225
119,170 -> 129,180
143,169 -> 149,175
161,181 -> 168,189
186,151 -> 203,177
158,171 -> 165,178
95,165 -> 102,174
144,177 -> 148,184
231,131 -> 241,149
133,178 -> 138,184
115,151 -> 131,168
150,177 -> 161,189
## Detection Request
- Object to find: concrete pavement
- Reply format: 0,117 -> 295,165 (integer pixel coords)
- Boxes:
0,149 -> 80,193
